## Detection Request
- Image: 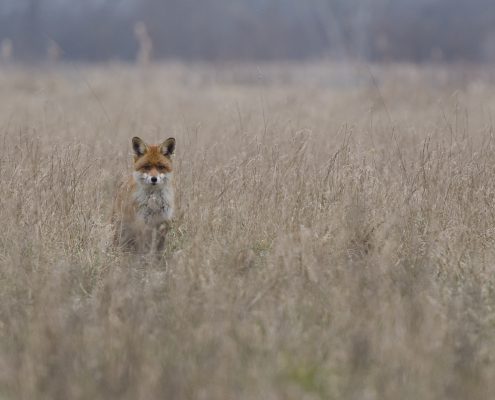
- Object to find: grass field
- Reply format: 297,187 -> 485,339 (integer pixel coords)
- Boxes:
1,62 -> 495,399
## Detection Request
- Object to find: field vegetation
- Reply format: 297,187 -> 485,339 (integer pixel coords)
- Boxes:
1,63 -> 495,399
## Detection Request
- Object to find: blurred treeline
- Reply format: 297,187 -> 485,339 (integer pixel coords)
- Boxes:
2,0 -> 495,63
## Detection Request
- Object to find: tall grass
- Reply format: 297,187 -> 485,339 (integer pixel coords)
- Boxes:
0,63 -> 495,399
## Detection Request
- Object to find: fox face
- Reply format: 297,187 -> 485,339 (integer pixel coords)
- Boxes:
132,136 -> 175,188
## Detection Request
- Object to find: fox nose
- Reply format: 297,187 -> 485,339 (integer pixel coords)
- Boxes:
151,176 -> 158,184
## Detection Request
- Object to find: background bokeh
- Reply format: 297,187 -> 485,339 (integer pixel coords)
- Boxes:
2,0 -> 495,63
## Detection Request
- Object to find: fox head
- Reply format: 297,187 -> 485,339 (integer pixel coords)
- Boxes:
132,136 -> 175,187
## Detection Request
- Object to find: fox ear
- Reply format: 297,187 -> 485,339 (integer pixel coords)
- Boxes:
160,137 -> 176,156
132,136 -> 148,157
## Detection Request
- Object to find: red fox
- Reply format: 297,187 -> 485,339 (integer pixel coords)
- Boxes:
112,136 -> 176,252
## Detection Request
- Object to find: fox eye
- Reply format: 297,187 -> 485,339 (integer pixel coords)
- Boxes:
142,164 -> 152,171
157,165 -> 167,171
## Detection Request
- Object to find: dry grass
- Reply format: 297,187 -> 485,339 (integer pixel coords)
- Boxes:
1,62 -> 495,399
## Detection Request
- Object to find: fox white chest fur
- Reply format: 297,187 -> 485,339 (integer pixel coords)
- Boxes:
133,178 -> 174,225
